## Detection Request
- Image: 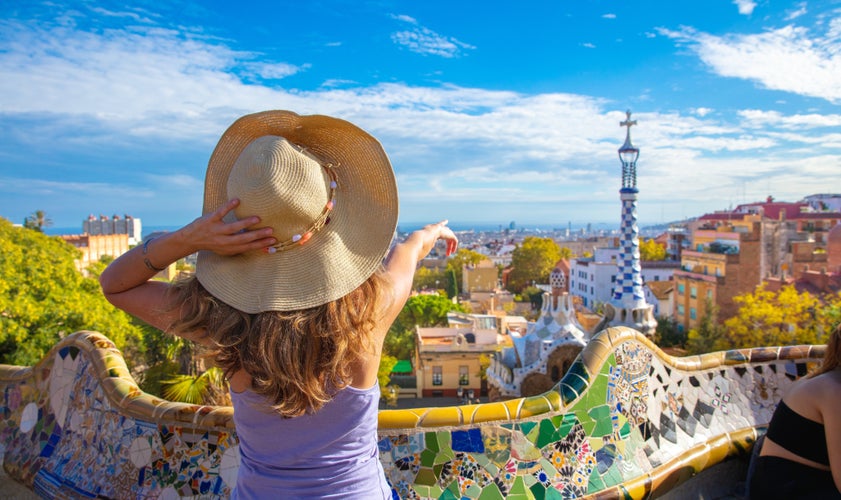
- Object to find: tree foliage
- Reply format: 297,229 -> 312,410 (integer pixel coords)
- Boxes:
639,239 -> 667,261
507,237 -> 562,292
383,293 -> 467,360
519,285 -> 545,311
721,285 -> 839,349
23,210 -> 52,232
412,266 -> 446,292
446,267 -> 458,299
685,300 -> 725,354
655,316 -> 686,348
378,354 -> 398,388
161,367 -> 230,406
0,218 -> 143,365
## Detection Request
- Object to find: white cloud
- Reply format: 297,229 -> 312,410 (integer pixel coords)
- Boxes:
390,14 -> 417,24
390,15 -> 475,57
602,14 -> 616,19
738,109 -> 841,129
785,3 -> 807,21
659,25 -> 841,103
90,6 -> 156,24
582,42 -> 596,49
692,107 -> 713,117
242,61 -> 307,80
733,0 -> 757,16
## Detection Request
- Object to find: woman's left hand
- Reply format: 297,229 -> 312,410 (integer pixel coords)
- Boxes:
179,199 -> 277,256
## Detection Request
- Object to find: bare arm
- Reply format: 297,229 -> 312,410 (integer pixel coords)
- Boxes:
99,199 -> 276,338
820,375 -> 841,491
378,221 -> 458,336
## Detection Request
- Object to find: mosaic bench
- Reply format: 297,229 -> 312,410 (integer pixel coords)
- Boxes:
0,327 -> 824,499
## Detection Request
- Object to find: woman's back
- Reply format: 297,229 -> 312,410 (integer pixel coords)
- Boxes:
230,384 -> 390,499
750,368 -> 841,498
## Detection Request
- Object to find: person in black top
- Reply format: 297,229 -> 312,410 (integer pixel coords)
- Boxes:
748,323 -> 841,499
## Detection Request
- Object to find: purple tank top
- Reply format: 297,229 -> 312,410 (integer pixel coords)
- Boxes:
230,383 -> 391,499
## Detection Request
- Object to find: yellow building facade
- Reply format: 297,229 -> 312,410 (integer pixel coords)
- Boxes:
414,315 -> 506,398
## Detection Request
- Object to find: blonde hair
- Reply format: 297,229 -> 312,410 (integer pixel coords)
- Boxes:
167,269 -> 388,417
810,323 -> 841,378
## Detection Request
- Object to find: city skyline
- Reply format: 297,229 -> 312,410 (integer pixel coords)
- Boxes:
1,1 -> 840,228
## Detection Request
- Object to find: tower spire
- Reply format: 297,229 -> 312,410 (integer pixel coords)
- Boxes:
606,110 -> 656,336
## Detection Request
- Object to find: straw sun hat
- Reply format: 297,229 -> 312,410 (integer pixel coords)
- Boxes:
195,110 -> 398,313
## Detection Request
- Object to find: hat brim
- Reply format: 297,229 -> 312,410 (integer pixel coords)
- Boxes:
196,111 -> 398,313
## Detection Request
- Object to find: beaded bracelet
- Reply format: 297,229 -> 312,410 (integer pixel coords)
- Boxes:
142,238 -> 166,272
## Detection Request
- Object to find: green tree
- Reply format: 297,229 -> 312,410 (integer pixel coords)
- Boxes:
655,316 -> 686,348
686,300 -> 725,354
383,293 -> 467,360
161,367 -> 230,406
86,255 -> 115,279
412,266 -> 446,292
378,354 -> 398,388
507,237 -> 561,292
476,353 -> 491,381
0,217 -> 143,365
446,249 -> 486,294
23,210 -> 53,232
446,268 -> 458,299
639,239 -> 666,261
520,285 -> 545,311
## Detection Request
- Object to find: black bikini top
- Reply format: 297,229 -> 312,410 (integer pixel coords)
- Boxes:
765,400 -> 829,466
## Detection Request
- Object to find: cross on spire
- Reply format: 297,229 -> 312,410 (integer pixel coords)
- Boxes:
620,110 -> 636,137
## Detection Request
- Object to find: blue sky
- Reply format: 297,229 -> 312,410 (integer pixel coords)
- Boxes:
1,0 -> 839,230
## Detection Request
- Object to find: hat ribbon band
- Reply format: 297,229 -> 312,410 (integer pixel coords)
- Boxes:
266,163 -> 338,254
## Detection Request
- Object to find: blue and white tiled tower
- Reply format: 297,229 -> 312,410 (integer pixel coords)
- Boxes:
606,111 -> 657,336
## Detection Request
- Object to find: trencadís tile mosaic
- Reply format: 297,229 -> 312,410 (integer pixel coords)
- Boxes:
0,328 -> 824,499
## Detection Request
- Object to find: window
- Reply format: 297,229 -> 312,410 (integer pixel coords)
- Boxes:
432,366 -> 442,386
459,366 -> 469,386
690,307 -> 697,320
707,289 -> 713,299
678,304 -> 685,316
690,286 -> 697,299
678,283 -> 685,295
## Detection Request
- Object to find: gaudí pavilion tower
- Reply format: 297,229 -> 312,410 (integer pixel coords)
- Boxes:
603,111 -> 657,336
485,261 -> 590,400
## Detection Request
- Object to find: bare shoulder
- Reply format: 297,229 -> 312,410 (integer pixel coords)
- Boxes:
794,370 -> 841,420
782,371 -> 840,421
817,370 -> 841,408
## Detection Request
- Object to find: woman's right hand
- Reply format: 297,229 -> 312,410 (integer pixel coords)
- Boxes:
412,220 -> 459,260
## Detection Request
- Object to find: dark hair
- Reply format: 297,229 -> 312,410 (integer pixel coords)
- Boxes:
810,323 -> 841,378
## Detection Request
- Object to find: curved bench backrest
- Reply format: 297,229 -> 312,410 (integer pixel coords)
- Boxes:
0,328 -> 823,498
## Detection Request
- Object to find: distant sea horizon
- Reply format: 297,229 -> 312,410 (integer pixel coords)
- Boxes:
43,220 -> 636,239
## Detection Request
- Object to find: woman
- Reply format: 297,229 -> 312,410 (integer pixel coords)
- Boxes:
748,324 -> 841,499
99,110 -> 458,499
